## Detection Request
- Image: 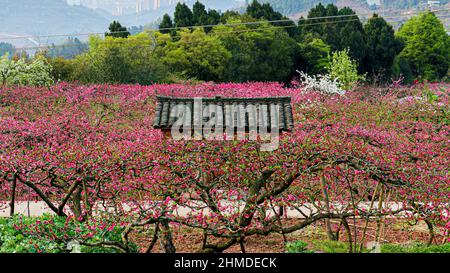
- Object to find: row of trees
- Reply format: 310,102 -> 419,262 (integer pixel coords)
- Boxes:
46,38 -> 88,59
156,1 -> 448,83
3,1 -> 449,86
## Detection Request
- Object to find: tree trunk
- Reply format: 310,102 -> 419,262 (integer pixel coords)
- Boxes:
360,182 -> 380,252
341,217 -> 353,253
70,187 -> 83,220
239,237 -> 246,253
375,188 -> 385,243
145,223 -> 160,254
321,175 -> 336,241
82,181 -> 92,218
160,219 -> 176,253
425,219 -> 435,247
9,178 -> 17,217
202,231 -> 208,250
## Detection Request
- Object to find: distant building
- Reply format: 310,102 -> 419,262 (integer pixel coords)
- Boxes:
153,0 -> 161,10
68,0 -> 186,14
366,0 -> 381,5
428,1 -> 442,10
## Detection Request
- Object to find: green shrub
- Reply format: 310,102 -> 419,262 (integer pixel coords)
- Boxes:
47,57 -> 75,82
285,241 -> 314,253
381,243 -> 450,253
0,216 -> 63,253
444,68 -> 450,82
0,215 -> 137,253
298,35 -> 331,75
391,55 -> 414,84
327,48 -> 365,90
68,34 -> 170,85
421,84 -> 440,103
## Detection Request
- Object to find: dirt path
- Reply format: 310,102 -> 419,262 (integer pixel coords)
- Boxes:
0,201 -> 408,218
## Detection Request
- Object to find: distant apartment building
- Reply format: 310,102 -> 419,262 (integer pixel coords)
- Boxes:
68,0 -> 99,9
68,0 -> 186,15
153,0 -> 185,10
427,1 -> 441,7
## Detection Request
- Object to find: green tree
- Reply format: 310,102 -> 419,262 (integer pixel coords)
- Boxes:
207,9 -> 221,25
71,36 -> 130,83
337,7 -> 366,66
174,2 -> 193,28
391,55 -> 414,83
70,34 -> 168,84
246,0 -> 299,38
102,43 -> 131,82
247,0 -> 282,20
125,33 -> 169,84
302,4 -> 367,66
47,57 -> 74,82
221,10 -> 240,23
397,11 -> 450,81
159,14 -> 174,34
214,17 -> 299,82
204,9 -> 222,33
191,1 -> 220,33
192,1 -> 208,26
328,48 -> 365,90
106,21 -> 130,38
364,14 -> 403,80
160,29 -> 231,81
301,3 -> 327,36
298,35 -> 331,75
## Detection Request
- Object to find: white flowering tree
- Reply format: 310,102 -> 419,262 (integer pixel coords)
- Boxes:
0,54 -> 53,87
297,70 -> 346,96
0,55 -> 15,86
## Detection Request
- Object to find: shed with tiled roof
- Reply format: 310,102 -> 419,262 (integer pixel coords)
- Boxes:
153,96 -> 294,136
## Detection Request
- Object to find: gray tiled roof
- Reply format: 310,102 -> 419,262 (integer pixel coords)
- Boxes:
153,96 -> 294,133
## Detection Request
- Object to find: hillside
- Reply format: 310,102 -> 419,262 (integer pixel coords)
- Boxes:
0,0 -> 244,46
1,0 -> 448,48
189,0 -> 243,11
380,0 -> 449,9
115,0 -> 243,27
0,0 -> 110,41
261,0 -> 449,16
259,0 -> 338,15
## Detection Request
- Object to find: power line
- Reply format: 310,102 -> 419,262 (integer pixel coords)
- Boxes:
12,11 -> 450,52
9,18 -> 369,51
2,7 -> 449,42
